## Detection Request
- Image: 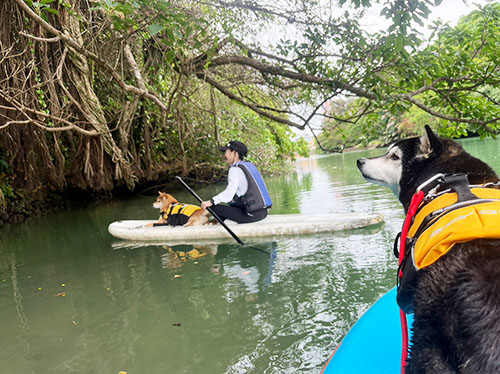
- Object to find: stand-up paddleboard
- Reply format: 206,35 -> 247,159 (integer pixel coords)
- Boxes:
322,288 -> 414,373
108,212 -> 383,244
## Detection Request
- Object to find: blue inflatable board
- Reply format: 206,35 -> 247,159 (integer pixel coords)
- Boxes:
322,288 -> 414,373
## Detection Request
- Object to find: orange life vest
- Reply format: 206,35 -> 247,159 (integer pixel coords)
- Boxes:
397,176 -> 500,313
410,187 -> 500,270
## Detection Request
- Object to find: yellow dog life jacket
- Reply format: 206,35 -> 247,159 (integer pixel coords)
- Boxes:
397,183 -> 500,314
161,203 -> 201,226
409,187 -> 500,270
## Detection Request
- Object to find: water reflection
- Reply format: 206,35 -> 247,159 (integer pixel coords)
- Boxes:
159,242 -> 278,297
161,244 -> 219,270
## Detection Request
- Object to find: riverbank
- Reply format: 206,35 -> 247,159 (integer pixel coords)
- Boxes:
0,188 -> 112,227
0,180 -> 182,227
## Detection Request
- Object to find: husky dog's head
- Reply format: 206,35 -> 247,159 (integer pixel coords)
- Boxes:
357,125 -> 498,211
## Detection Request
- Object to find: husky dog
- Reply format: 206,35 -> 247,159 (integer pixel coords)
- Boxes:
357,126 -> 500,373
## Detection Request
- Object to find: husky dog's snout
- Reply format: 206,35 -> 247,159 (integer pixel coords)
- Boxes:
356,150 -> 402,196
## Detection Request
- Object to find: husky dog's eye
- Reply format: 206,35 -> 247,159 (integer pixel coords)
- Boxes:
390,154 -> 400,161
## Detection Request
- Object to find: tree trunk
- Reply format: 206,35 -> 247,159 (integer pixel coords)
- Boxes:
61,1 -> 133,188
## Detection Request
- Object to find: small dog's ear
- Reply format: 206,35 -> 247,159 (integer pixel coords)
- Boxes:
419,125 -> 442,158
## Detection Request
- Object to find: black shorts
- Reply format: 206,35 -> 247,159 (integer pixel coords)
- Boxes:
210,205 -> 267,223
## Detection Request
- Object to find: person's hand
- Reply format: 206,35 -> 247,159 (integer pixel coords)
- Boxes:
201,200 -> 213,210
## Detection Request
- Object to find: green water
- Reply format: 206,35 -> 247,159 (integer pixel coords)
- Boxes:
1,137 -> 499,374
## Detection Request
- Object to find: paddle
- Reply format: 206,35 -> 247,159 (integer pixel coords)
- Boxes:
175,176 -> 245,245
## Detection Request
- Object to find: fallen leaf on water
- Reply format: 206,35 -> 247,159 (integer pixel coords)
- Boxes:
211,264 -> 221,274
55,292 -> 66,297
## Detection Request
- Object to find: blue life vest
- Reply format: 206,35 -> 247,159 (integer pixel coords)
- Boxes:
234,161 -> 272,212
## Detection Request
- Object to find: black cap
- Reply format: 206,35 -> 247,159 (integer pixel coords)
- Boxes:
219,140 -> 248,156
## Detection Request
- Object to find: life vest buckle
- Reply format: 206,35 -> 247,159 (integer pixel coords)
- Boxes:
416,173 -> 445,194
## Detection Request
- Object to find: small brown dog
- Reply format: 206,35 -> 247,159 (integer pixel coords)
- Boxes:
151,192 -> 209,226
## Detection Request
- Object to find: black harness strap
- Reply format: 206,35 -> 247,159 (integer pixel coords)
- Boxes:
438,173 -> 478,201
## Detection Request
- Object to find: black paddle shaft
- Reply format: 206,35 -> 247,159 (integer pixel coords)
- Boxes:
175,176 -> 245,246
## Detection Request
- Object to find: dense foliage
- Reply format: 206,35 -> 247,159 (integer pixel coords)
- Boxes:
319,2 -> 500,149
0,0 -> 309,205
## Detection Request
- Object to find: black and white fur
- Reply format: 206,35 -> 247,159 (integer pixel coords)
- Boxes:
358,126 -> 500,373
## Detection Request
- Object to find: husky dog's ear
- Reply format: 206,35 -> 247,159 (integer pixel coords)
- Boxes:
418,125 -> 442,158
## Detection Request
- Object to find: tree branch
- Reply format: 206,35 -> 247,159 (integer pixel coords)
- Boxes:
204,55 -> 377,100
18,31 -> 61,43
195,72 -> 305,129
0,100 -> 98,136
405,96 -> 499,133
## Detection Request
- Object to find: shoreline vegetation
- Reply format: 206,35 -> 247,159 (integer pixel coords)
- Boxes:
0,159 -> 299,227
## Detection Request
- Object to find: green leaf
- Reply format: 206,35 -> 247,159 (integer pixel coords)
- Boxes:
115,3 -> 134,15
149,24 -> 164,36
166,49 -> 176,63
395,34 -> 404,52
167,29 -> 174,42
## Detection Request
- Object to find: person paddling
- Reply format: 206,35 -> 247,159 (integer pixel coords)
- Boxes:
201,141 -> 272,223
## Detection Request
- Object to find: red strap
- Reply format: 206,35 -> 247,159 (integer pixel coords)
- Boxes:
399,190 -> 424,373
399,191 -> 425,272
400,310 -> 409,373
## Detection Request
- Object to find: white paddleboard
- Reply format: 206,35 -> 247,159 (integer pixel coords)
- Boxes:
108,213 -> 384,244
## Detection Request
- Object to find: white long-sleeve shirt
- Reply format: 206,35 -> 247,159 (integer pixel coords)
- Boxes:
212,164 -> 248,205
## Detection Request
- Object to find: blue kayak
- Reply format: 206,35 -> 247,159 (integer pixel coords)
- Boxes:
322,288 -> 414,373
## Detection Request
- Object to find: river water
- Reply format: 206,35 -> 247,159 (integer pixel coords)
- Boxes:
1,137 -> 499,374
